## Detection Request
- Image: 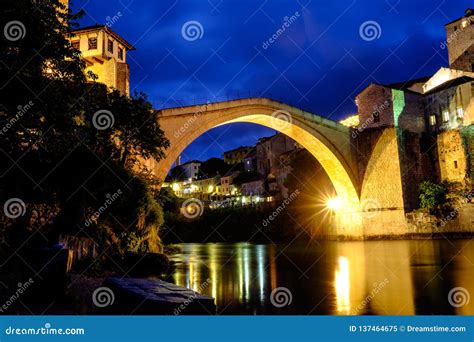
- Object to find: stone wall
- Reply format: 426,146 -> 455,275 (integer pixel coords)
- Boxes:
425,81 -> 473,129
451,45 -> 474,72
397,130 -> 426,211
406,205 -> 474,235
445,14 -> 474,66
85,58 -> 130,96
437,130 -> 467,182
355,84 -> 393,129
357,128 -> 408,236
116,62 -> 130,96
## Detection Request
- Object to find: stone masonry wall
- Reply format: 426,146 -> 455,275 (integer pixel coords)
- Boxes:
406,205 -> 474,235
451,45 -> 474,72
358,128 -> 408,236
445,14 -> 474,66
355,84 -> 393,129
437,130 -> 467,183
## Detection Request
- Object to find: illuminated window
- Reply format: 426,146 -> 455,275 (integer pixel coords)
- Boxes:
118,47 -> 124,60
457,107 -> 464,118
462,20 -> 468,28
429,115 -> 436,126
88,37 -> 97,50
107,39 -> 114,53
442,110 -> 450,122
71,40 -> 80,50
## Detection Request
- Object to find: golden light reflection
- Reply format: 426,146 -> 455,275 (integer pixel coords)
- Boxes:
208,244 -> 218,300
244,246 -> 250,300
237,245 -> 244,302
335,256 -> 351,314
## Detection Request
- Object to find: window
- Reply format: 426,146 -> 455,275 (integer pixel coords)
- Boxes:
107,39 -> 114,53
88,37 -> 97,50
454,26 -> 458,31
457,107 -> 464,118
429,115 -> 436,126
454,160 -> 458,169
118,47 -> 124,60
462,20 -> 468,28
71,40 -> 80,50
442,110 -> 450,122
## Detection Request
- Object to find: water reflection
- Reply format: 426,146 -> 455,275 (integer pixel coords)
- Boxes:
335,256 -> 350,314
168,239 -> 474,315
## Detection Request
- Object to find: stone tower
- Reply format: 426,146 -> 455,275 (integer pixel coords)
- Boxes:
67,26 -> 134,96
445,9 -> 474,72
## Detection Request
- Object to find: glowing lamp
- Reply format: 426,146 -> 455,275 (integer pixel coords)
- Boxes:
327,197 -> 343,211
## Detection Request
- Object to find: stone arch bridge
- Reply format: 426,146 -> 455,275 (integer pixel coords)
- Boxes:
145,98 -> 406,239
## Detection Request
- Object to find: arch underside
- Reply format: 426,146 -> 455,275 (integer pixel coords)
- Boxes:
155,106 -> 360,211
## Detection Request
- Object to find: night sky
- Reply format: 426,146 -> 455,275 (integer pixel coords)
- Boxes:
72,0 -> 470,163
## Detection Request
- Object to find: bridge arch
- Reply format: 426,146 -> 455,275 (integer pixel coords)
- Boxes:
148,98 -> 363,236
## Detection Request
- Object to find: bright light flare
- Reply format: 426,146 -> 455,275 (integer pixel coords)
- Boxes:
327,197 -> 343,211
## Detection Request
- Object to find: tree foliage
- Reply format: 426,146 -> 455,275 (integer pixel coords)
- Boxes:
0,0 -> 169,253
419,181 -> 446,210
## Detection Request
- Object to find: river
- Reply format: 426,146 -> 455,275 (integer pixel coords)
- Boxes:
168,239 -> 474,315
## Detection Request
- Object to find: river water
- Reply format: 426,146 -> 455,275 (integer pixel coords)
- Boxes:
168,239 -> 474,315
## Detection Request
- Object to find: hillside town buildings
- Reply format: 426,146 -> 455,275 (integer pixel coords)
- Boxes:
165,133 -> 297,208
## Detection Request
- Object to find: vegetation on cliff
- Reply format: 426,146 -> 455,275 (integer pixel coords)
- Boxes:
0,0 -> 169,255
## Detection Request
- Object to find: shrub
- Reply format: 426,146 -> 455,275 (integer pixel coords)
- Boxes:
419,181 -> 446,210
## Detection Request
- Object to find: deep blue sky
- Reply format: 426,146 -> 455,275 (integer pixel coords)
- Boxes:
72,0 -> 469,163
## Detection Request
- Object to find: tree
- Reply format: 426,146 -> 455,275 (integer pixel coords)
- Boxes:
0,0 -> 169,253
419,181 -> 446,211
